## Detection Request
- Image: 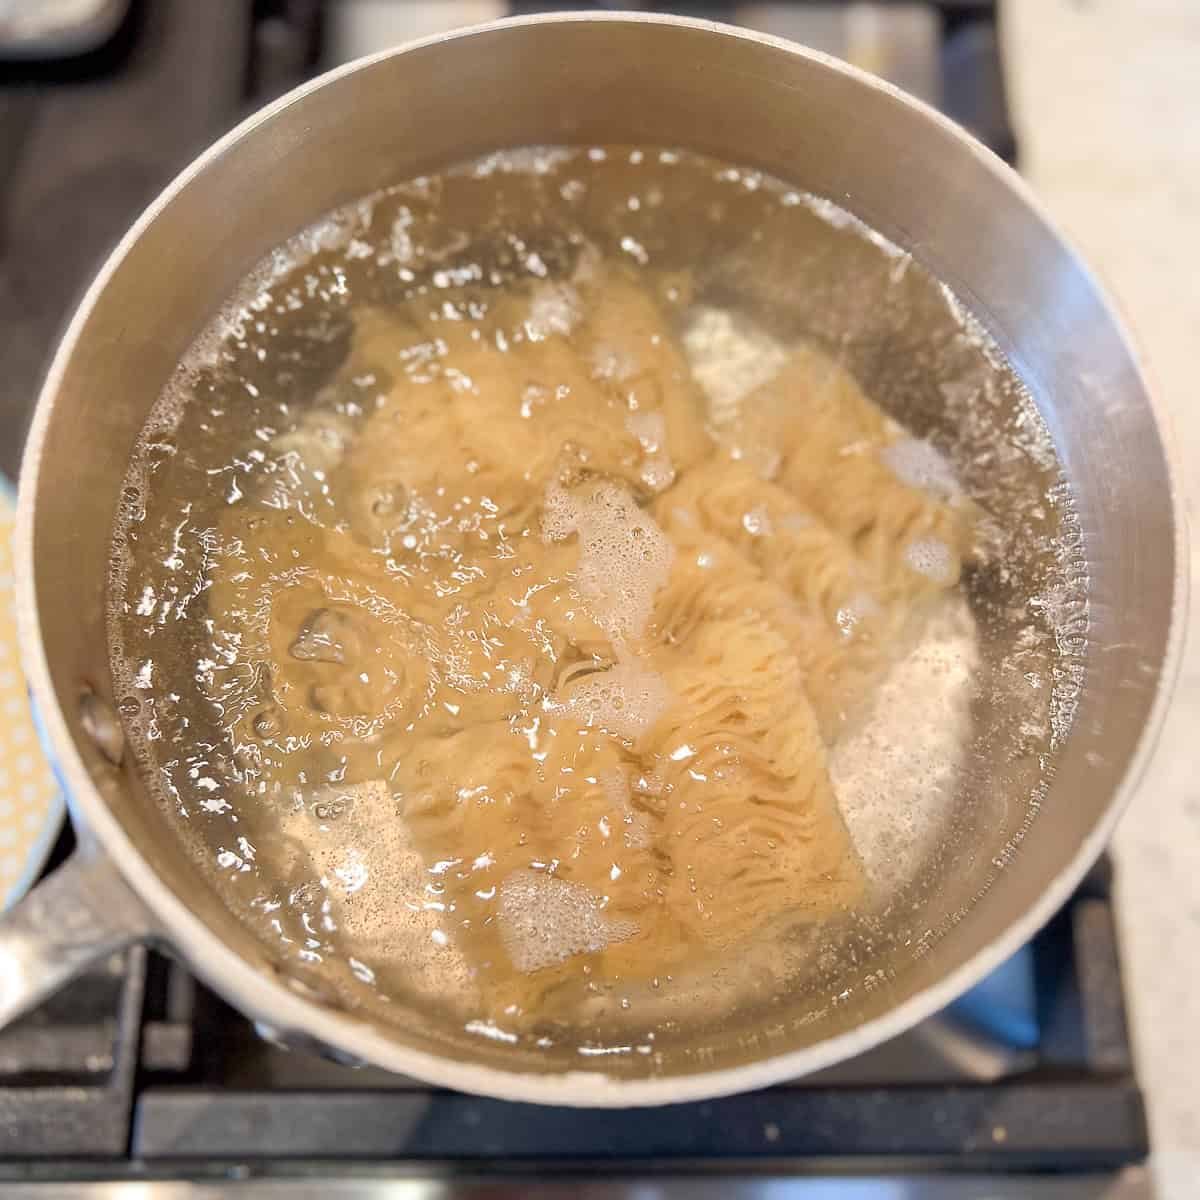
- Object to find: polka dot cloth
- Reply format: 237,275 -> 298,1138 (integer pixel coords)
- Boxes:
0,489 -> 64,910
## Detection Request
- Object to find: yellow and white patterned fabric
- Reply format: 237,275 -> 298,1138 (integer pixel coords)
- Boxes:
0,487 -> 64,909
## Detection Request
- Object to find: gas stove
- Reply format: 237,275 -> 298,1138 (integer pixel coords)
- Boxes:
0,3 -> 1151,1196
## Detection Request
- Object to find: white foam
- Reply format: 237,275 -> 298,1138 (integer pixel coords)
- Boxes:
277,781 -> 474,1005
466,146 -> 576,178
682,306 -> 788,424
905,538 -> 955,584
541,481 -> 674,641
599,769 -> 629,810
835,591 -> 879,638
526,282 -> 581,340
881,438 -> 962,502
832,598 -> 979,894
498,869 -> 637,973
560,659 -> 670,742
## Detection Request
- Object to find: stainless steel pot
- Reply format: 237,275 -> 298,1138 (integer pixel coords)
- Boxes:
5,13 -> 1185,1105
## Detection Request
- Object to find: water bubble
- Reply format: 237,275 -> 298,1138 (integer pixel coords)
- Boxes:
252,707 -> 281,738
289,608 -> 362,665
370,484 -> 407,519
312,795 -> 348,822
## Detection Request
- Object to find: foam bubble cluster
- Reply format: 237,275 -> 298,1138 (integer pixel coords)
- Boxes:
881,438 -> 962,502
683,305 -> 788,423
276,781 -> 475,1006
542,480 -> 674,640
561,659 -> 671,742
526,281 -> 581,340
498,869 -> 638,973
905,537 -> 955,584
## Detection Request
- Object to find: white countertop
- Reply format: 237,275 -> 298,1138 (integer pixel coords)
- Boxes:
1005,2 -> 1200,1195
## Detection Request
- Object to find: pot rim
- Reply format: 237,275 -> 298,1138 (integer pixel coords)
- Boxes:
14,10 -> 1188,1106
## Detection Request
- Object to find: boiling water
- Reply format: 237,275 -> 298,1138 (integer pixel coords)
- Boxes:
108,147 -> 1084,1056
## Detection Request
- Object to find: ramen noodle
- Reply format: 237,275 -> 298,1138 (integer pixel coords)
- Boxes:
181,246 -> 972,1021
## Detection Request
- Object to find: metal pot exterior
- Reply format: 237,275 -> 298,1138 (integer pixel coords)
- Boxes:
9,14 -> 1186,1105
